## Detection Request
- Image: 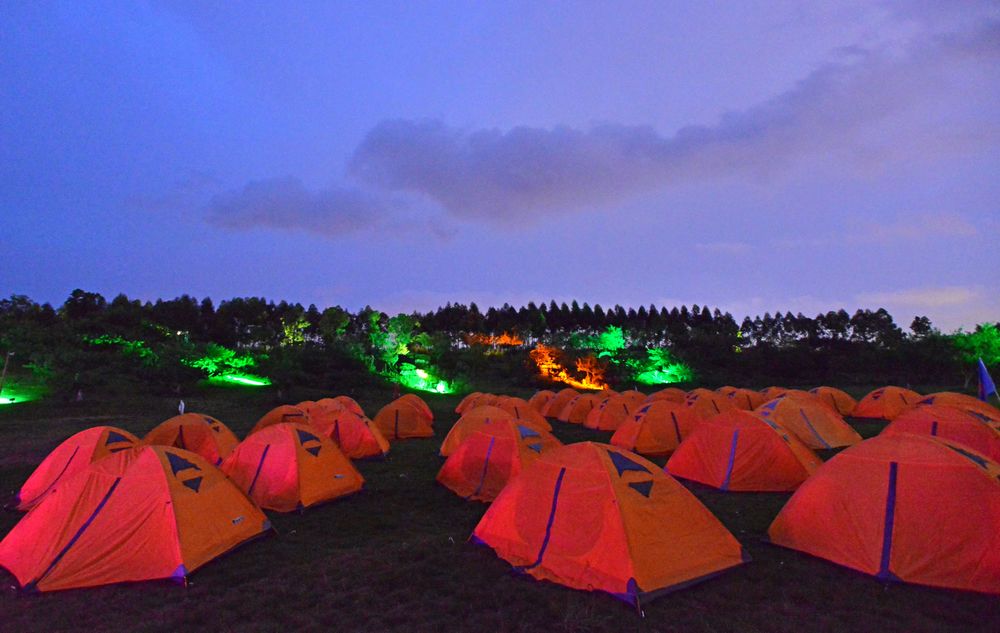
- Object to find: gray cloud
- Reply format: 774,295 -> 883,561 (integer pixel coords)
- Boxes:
349,20 -> 999,224
206,177 -> 388,236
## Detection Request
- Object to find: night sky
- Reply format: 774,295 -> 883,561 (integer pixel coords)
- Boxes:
3,2 -> 998,331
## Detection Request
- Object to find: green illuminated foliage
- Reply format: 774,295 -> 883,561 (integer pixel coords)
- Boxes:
625,348 -> 694,385
281,316 -> 310,346
84,335 -> 159,365
953,323 -> 1000,366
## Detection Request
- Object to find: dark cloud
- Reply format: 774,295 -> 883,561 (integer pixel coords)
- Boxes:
206,177 -> 388,236
348,20 -> 999,224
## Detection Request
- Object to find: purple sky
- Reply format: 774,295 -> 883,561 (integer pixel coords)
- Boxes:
2,1 -> 998,331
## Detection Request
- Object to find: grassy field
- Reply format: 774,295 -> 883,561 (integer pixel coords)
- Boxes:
0,384 -> 997,633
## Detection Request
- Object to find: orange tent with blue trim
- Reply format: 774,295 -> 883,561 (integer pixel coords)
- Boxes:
493,396 -> 552,431
372,397 -> 434,440
541,388 -> 579,417
809,387 -> 857,416
11,426 -> 138,511
437,419 -> 551,502
644,387 -> 686,404
666,410 -> 822,491
853,386 -> 920,420
756,396 -> 861,450
440,406 -> 560,457
916,392 -> 1000,424
0,445 -> 269,592
584,394 -> 638,431
610,400 -> 701,457
143,413 -> 239,465
686,389 -> 738,420
249,405 -> 310,436
880,404 -> 1000,462
221,423 -> 363,512
310,408 -> 390,459
471,442 -> 747,606
556,393 -> 605,424
768,434 -> 1000,594
527,390 -> 555,414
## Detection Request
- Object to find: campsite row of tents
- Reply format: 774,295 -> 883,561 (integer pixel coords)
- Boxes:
439,385 -> 1000,604
2,383 -> 997,605
0,394 -> 433,592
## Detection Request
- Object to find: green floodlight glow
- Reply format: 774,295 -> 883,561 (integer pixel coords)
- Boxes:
396,363 -> 455,394
627,349 -> 694,385
0,384 -> 42,406
207,373 -> 272,387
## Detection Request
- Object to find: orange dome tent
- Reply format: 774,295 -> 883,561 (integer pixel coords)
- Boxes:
853,386 -> 920,421
456,392 -> 487,414
10,426 -> 138,512
0,446 -> 269,592
437,420 -> 551,502
686,389 -> 738,420
556,393 -> 605,424
584,394 -> 639,431
644,387 -> 686,404
372,397 -> 434,440
666,410 -> 822,491
313,396 -> 366,417
760,386 -> 788,401
399,393 -> 433,421
440,406 -> 560,457
143,413 -> 239,465
881,405 -> 1000,463
527,390 -> 555,413
610,401 -> 700,457
310,408 -> 390,459
756,396 -> 861,450
221,423 -> 363,512
724,388 -> 766,411
768,434 -> 1000,594
541,388 -> 580,417
249,405 -> 310,436
493,396 -> 553,431
916,392 -> 1000,424
471,442 -> 747,606
809,387 -> 857,416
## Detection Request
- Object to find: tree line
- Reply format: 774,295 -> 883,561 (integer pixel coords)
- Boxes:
0,290 -> 995,396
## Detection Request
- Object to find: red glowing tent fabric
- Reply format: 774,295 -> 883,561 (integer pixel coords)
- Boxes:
11,426 -> 139,512
0,445 -> 269,592
768,434 -> 1000,594
436,419 -> 551,502
666,410 -> 822,491
221,423 -> 363,512
472,442 -> 746,606
143,413 -> 239,466
880,404 -> 1000,462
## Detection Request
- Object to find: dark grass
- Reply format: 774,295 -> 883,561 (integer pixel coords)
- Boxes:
0,386 -> 998,632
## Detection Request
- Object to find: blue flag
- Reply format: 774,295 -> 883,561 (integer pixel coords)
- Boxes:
977,358 -> 997,402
